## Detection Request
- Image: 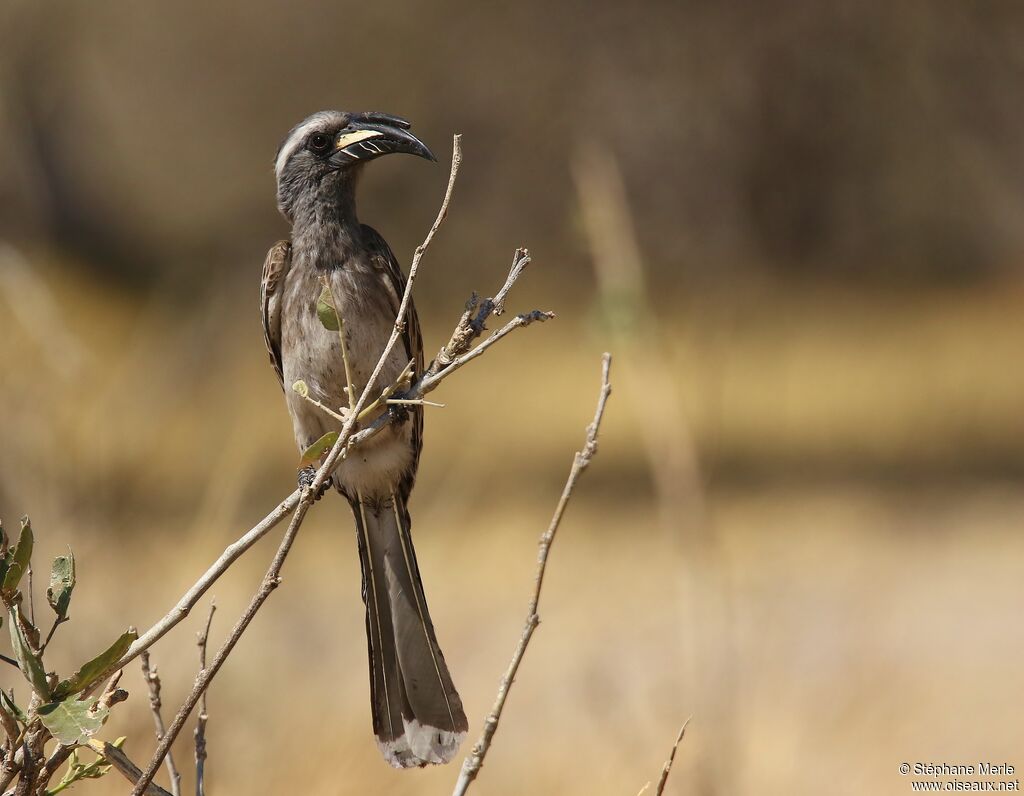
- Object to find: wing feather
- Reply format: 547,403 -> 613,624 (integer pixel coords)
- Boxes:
260,240 -> 292,389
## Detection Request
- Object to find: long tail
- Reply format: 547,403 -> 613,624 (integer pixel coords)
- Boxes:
350,490 -> 468,768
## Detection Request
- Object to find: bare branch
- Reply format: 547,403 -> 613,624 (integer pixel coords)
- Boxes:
452,353 -> 613,796
140,652 -> 181,796
97,670 -> 129,711
87,741 -> 174,796
491,247 -> 531,315
654,718 -> 691,795
429,248 -> 533,375
421,310 -> 553,393
38,615 -> 66,656
194,602 -> 216,796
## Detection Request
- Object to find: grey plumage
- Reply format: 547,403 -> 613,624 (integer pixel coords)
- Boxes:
261,110 -> 467,767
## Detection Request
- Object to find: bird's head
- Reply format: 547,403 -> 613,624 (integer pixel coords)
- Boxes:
274,110 -> 435,222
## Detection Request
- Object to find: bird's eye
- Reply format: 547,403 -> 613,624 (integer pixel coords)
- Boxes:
308,132 -> 332,154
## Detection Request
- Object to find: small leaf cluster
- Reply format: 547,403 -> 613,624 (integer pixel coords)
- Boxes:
0,517 -> 135,793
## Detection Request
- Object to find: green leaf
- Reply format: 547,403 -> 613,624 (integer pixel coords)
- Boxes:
8,607 -> 50,699
2,517 -> 34,594
38,697 -> 108,745
316,284 -> 341,331
47,552 -> 76,619
298,431 -> 339,468
54,629 -> 137,700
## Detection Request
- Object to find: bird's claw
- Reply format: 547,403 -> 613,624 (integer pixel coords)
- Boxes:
387,403 -> 409,425
297,466 -> 330,501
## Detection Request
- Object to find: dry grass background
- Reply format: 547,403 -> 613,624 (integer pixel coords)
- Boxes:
1,253 -> 1022,794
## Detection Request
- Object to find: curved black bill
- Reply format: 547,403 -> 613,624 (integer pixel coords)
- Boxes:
331,113 -> 436,165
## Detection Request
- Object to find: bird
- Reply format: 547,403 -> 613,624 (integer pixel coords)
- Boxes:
260,110 -> 467,768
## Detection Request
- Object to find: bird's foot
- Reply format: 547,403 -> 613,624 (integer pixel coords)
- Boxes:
297,466 -> 330,501
387,403 -> 409,425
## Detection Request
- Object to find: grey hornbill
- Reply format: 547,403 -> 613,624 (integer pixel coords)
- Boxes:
261,110 -> 467,767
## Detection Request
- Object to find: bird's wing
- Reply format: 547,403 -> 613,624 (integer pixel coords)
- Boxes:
360,224 -> 424,378
260,240 -> 292,390
361,224 -> 424,493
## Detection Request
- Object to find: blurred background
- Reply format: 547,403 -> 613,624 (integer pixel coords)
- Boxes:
1,1 -> 1023,794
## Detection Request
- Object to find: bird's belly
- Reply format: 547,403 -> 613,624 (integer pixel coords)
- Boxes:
279,267 -> 414,499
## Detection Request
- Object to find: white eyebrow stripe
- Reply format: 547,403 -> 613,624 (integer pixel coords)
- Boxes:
275,117 -> 327,181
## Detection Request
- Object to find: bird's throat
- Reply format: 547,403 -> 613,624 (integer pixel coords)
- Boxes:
290,178 -> 364,270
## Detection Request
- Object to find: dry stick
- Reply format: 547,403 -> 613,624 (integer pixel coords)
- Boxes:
139,652 -> 181,796
193,603 -> 216,796
130,135 -> 465,796
452,353 -> 613,796
87,741 -> 173,796
654,718 -> 691,796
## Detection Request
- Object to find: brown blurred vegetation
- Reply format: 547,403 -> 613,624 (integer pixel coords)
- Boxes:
1,1 -> 1022,794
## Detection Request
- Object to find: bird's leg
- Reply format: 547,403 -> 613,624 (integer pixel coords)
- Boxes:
297,466 -> 331,500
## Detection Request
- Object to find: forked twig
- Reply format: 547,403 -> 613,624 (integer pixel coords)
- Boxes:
452,353 -> 613,796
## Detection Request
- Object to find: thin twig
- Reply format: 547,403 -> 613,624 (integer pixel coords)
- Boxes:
491,247 -> 531,315
452,353 -> 613,796
0,655 -> 18,670
291,386 -> 347,422
87,741 -> 174,796
39,615 -> 66,655
654,718 -> 691,795
194,602 -> 215,796
428,249 -> 532,375
422,310 -> 553,392
132,134 -> 464,796
140,651 -> 181,796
